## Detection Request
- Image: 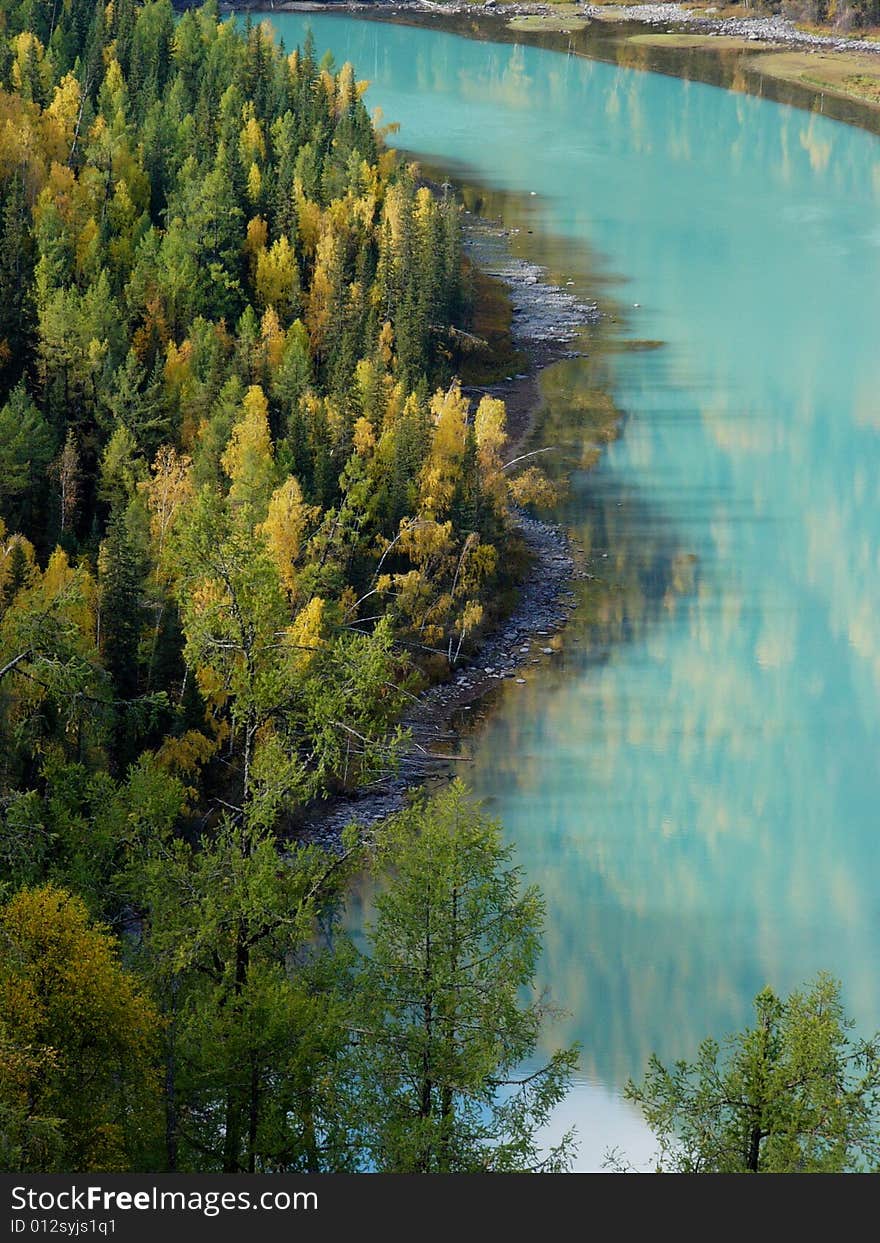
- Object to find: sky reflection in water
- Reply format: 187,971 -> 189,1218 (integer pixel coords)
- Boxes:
264,13 -> 880,1168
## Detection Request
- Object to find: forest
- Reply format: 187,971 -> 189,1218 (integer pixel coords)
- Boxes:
2,0 -> 880,1178
0,0 -> 580,1173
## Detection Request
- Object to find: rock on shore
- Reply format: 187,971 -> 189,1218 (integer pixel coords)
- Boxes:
463,217 -> 600,347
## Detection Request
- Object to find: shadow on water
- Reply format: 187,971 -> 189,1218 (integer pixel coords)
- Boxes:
415,197 -> 717,1108
345,162 -> 702,1099
261,10 -> 880,1166
393,168 -> 701,745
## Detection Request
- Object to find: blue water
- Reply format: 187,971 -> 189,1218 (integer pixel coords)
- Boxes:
261,13 -> 880,1168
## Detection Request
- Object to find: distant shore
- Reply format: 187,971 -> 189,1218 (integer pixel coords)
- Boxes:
225,0 -> 880,55
223,2 -> 880,130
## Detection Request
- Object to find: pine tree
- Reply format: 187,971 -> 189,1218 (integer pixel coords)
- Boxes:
351,782 -> 578,1173
0,173 -> 35,392
98,512 -> 143,701
138,821 -> 358,1172
99,350 -> 170,455
0,885 -> 162,1172
0,385 -> 55,536
623,975 -> 880,1173
54,430 -> 80,538
1,540 -> 33,611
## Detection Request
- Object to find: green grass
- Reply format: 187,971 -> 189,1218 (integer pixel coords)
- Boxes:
508,15 -> 588,32
752,49 -> 880,109
627,32 -> 774,48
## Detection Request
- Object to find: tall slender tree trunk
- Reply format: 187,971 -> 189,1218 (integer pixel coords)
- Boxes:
247,1057 -> 259,1173
302,1086 -> 320,1174
438,884 -> 459,1172
165,975 -> 180,1171
418,905 -> 433,1173
222,927 -> 250,1173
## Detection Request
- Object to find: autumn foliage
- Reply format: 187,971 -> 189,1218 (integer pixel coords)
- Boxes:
0,0 -> 561,1174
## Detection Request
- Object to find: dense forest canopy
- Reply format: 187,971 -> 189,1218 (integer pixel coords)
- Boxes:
0,0 -> 541,851
1,0 -> 877,1179
0,0 -> 576,1174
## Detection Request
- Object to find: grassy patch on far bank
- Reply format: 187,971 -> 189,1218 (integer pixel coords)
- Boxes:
509,14 -> 588,33
751,49 -> 880,108
627,32 -> 775,49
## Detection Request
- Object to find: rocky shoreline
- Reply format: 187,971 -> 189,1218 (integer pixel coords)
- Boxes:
302,509 -> 585,848
227,0 -> 880,57
463,214 -> 600,350
581,4 -> 880,53
300,215 -> 601,849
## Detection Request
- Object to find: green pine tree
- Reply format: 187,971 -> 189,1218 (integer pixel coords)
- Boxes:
98,512 -> 144,702
622,974 -> 880,1173
351,782 -> 578,1173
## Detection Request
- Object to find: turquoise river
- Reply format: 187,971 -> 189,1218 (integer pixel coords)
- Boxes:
260,11 -> 880,1169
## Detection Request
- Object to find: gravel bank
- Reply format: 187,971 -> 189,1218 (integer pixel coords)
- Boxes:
232,0 -> 880,54
302,510 -> 586,848
301,217 -> 602,848
463,215 -> 600,348
581,4 -> 880,52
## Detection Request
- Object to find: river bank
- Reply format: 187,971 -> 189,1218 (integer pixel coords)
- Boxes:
302,508 -> 584,847
238,8 -> 880,1167
266,0 -> 878,850
227,2 -> 880,131
300,210 -> 605,848
233,0 -> 880,53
